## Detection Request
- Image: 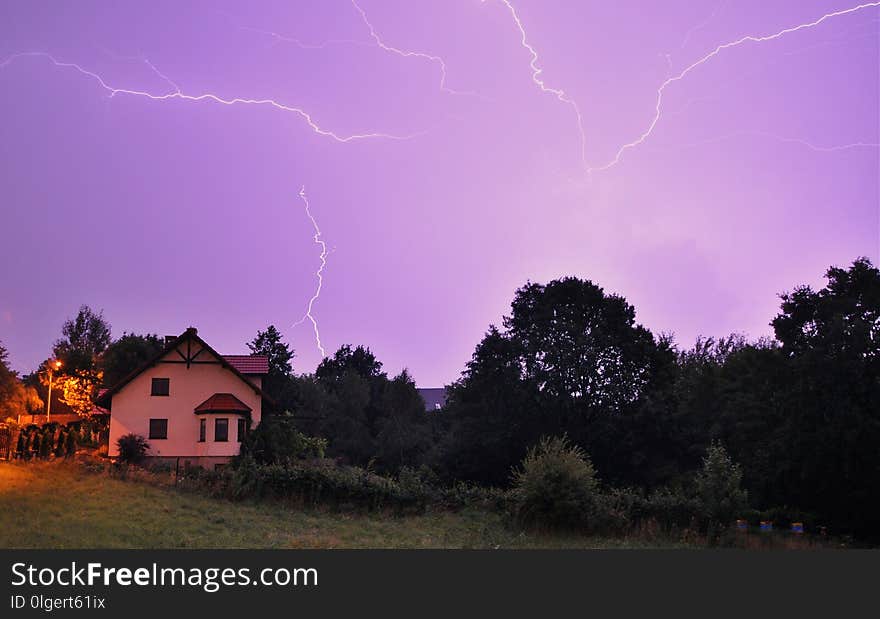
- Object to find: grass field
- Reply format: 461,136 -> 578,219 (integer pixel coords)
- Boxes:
0,461 -> 692,549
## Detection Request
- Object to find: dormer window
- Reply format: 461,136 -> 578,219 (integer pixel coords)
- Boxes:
151,378 -> 170,396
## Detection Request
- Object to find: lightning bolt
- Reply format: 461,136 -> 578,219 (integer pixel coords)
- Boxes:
491,0 -> 588,172
293,186 -> 328,359
677,0 -> 727,54
351,0 -> 477,97
0,51 -> 422,143
1,48 -> 421,359
217,9 -> 374,52
589,2 -> 880,173
236,24 -> 373,51
671,130 -> 880,153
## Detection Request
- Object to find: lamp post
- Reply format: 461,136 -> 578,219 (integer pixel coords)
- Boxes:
45,360 -> 62,423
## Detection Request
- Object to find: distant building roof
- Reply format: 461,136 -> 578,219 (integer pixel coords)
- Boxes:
417,388 -> 447,411
222,355 -> 269,375
194,393 -> 252,414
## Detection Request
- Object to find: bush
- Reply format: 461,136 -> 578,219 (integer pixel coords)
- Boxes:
695,442 -> 748,533
64,428 -> 78,458
54,429 -> 66,458
509,436 -> 600,530
226,457 -> 429,513
238,413 -> 327,465
116,433 -> 150,464
15,430 -> 28,460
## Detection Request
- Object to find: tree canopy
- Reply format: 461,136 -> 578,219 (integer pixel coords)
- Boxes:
100,333 -> 163,387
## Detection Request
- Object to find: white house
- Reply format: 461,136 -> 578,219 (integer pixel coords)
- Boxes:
97,327 -> 270,468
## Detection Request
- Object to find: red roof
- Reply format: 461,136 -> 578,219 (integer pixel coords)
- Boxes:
194,393 -> 252,414
222,355 -> 269,375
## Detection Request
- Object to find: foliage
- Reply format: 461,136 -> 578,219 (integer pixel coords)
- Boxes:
438,278 -> 677,488
509,436 -> 600,530
228,457 -> 427,513
100,333 -> 163,387
116,433 -> 150,464
767,257 -> 880,538
53,305 -> 111,373
64,427 -> 78,457
375,370 -> 432,471
248,325 -> 295,409
0,342 -> 43,421
57,369 -> 103,416
291,348 -> 431,474
316,344 -> 385,383
695,442 -> 748,530
239,412 -> 326,465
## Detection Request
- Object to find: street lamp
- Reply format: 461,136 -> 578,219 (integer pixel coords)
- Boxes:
46,360 -> 62,423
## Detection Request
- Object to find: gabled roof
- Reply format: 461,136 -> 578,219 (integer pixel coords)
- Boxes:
96,328 -> 273,410
194,393 -> 252,414
223,355 -> 269,375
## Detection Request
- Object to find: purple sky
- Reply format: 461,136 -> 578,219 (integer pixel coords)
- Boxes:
1,1 -> 878,386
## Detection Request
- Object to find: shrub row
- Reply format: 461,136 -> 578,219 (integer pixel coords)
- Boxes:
14,424 -> 77,460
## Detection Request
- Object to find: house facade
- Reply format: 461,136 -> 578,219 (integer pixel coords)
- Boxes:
97,328 -> 269,468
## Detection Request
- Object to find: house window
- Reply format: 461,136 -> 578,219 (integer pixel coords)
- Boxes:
237,418 -> 247,442
198,419 -> 206,443
215,418 -> 229,442
151,378 -> 170,396
149,418 -> 168,440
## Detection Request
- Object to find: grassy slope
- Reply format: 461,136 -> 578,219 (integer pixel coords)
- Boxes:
0,462 -> 690,549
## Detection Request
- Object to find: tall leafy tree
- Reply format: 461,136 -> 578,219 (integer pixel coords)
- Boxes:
51,306 -> 110,417
440,277 -> 673,486
505,278 -> 659,415
248,325 -> 294,379
0,342 -> 43,421
375,370 -> 432,471
247,325 -> 295,409
53,305 -> 111,373
100,333 -> 163,387
316,345 -> 385,384
437,327 -> 541,485
768,257 -> 880,536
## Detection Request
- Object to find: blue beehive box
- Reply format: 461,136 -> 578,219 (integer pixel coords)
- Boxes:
791,522 -> 804,534
759,521 -> 773,532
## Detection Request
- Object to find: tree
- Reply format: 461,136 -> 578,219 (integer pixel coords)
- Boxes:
116,433 -> 150,464
0,341 -> 43,422
50,306 -> 111,417
318,371 -> 375,465
100,333 -> 163,387
439,277 -> 672,487
58,369 -> 104,417
247,326 -> 295,408
239,411 -> 326,465
375,370 -> 432,471
316,345 -> 385,384
695,442 -> 748,531
506,278 -> 660,412
768,257 -> 880,537
436,327 -> 541,485
510,435 -> 600,530
53,305 -> 111,373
